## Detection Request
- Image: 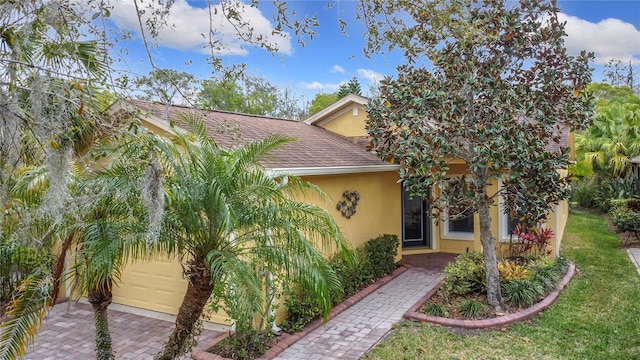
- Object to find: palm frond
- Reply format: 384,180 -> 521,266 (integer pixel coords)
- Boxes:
207,250 -> 264,321
0,269 -> 53,360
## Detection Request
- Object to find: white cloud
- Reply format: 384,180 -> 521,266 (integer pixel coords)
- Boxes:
558,13 -> 640,65
108,0 -> 292,56
300,81 -> 342,91
357,68 -> 386,83
301,81 -> 325,90
330,65 -> 345,73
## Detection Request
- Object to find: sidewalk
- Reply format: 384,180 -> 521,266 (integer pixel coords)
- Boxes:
627,248 -> 640,275
273,267 -> 441,360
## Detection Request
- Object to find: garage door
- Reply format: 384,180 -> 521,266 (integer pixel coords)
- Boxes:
111,256 -> 231,325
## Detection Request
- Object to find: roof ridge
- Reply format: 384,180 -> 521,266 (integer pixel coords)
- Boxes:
130,98 -> 301,123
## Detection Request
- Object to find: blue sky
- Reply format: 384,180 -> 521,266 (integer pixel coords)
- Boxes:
107,0 -> 640,104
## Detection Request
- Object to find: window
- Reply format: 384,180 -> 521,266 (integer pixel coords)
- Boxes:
502,213 -> 524,241
442,178 -> 475,240
449,208 -> 475,233
499,179 -> 528,241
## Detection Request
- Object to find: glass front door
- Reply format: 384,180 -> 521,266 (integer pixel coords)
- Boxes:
402,187 -> 430,248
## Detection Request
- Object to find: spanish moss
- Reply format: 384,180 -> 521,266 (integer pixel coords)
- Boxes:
142,157 -> 164,247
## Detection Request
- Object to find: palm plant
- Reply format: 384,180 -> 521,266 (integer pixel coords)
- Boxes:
576,100 -> 640,178
0,130 -> 156,360
69,148 -> 158,360
155,116 -> 350,359
0,166 -> 65,360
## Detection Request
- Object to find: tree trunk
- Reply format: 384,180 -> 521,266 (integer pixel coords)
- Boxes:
51,233 -> 75,306
156,259 -> 213,360
478,200 -> 505,313
88,287 -> 114,360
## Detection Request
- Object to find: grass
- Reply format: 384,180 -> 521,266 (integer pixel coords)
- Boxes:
363,209 -> 640,360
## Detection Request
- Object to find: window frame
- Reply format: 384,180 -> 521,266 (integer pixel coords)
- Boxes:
498,180 -> 548,242
441,176 -> 476,241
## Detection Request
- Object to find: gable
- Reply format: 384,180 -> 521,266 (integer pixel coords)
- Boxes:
304,94 -> 370,138
312,103 -> 369,137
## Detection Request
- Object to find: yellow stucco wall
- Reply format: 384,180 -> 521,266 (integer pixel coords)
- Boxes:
111,170 -> 402,323
546,169 -> 570,256
298,171 -> 402,259
318,104 -> 369,138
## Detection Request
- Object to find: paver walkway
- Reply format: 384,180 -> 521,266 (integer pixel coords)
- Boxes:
21,301 -> 221,360
274,267 -> 441,360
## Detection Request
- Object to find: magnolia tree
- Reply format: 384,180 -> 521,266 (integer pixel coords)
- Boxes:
362,0 -> 594,311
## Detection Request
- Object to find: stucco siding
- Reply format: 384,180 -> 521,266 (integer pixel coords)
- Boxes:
319,105 -> 369,138
299,171 -> 402,259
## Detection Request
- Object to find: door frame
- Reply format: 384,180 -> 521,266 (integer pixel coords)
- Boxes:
401,186 -> 432,249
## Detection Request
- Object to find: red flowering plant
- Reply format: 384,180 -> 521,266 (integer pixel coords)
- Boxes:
508,224 -> 554,258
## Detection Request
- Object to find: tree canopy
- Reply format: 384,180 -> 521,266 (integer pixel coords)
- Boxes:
363,0 -> 593,311
199,73 -> 305,119
337,76 -> 362,99
307,92 -> 338,116
575,83 -> 640,178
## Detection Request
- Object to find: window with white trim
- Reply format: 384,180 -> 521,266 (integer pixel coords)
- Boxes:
501,212 -> 524,242
442,178 -> 475,241
499,180 -> 540,242
499,180 -> 524,242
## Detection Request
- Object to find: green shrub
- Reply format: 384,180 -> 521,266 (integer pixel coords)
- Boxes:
364,234 -> 398,279
209,328 -> 271,360
571,177 -> 599,208
422,300 -> 446,317
502,278 -> 544,307
570,176 -> 640,212
531,267 -> 559,292
595,177 -> 640,212
609,199 -> 640,233
281,286 -> 322,333
440,251 -> 486,297
533,256 -> 568,290
328,248 -> 373,304
457,298 -> 488,319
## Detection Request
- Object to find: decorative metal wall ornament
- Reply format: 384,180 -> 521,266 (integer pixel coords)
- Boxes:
336,190 -> 360,219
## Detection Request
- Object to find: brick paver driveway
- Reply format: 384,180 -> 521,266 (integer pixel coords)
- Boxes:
21,301 -> 221,360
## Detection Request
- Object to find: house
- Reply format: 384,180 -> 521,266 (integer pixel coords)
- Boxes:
102,95 -> 570,327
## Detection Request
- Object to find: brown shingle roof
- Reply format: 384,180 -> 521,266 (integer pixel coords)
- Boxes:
128,100 -> 392,170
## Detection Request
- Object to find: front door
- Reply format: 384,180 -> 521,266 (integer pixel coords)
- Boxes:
402,187 -> 431,248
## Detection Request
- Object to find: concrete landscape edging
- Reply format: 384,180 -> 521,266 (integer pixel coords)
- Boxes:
403,262 -> 576,329
192,265 -> 409,360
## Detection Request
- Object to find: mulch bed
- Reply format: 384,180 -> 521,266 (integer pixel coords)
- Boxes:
421,293 -> 522,320
208,332 -> 279,360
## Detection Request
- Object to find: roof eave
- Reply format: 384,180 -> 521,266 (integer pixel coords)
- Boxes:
268,164 -> 400,176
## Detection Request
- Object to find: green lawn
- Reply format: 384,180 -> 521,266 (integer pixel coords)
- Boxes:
363,210 -> 640,360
